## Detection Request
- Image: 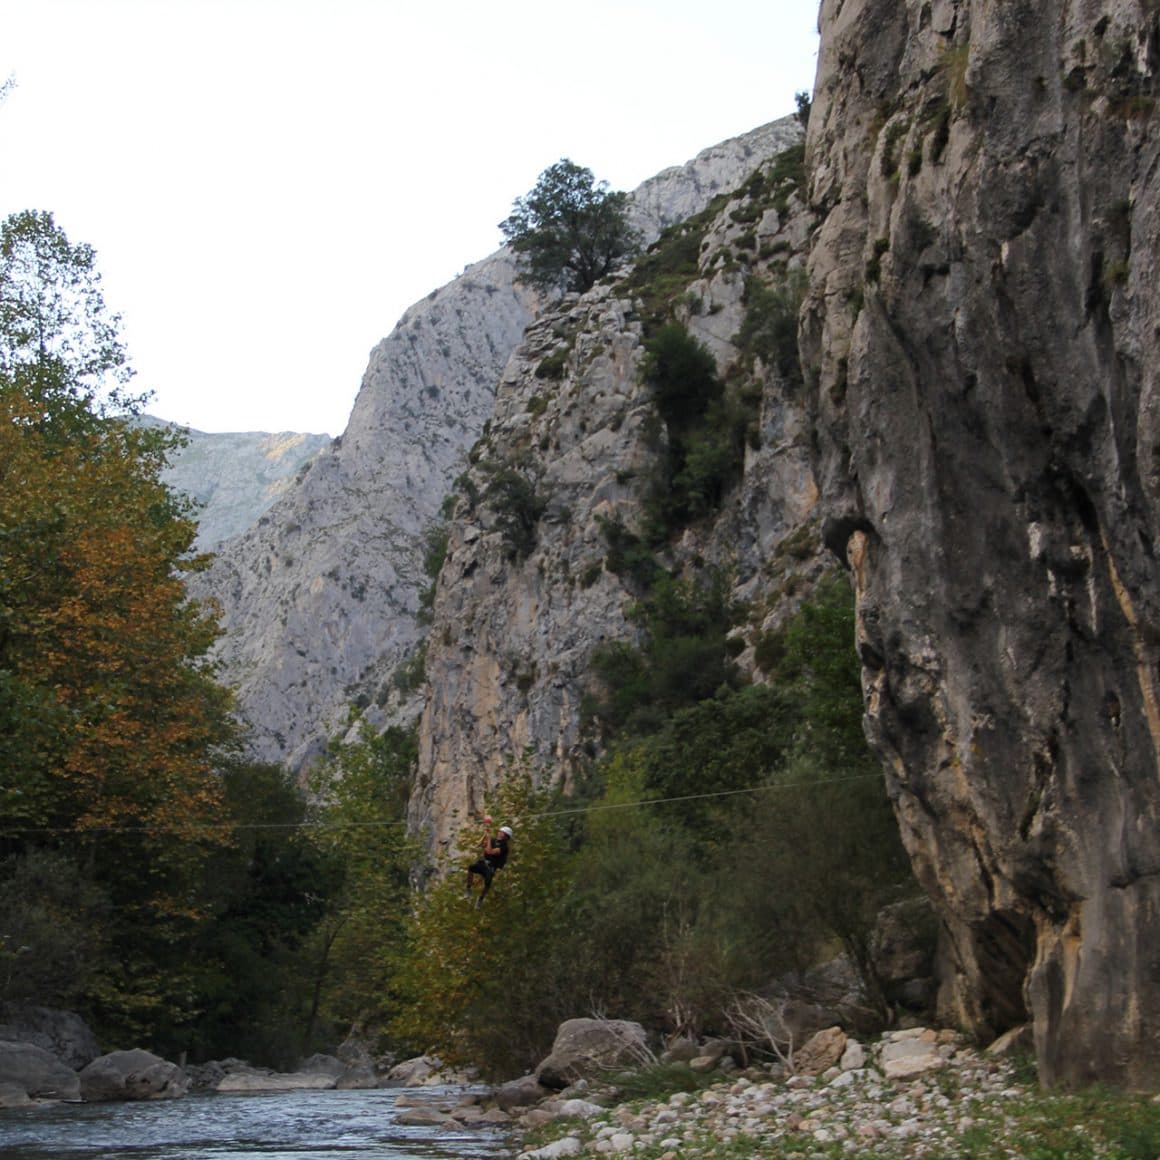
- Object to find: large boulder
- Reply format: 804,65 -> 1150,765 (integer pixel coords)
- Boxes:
79,1049 -> 188,1102
0,1004 -> 101,1071
534,1019 -> 650,1090
386,1054 -> 442,1086
0,1039 -> 81,1101
794,1026 -> 848,1076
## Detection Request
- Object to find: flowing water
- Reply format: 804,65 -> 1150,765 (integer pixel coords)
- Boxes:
0,1085 -> 513,1159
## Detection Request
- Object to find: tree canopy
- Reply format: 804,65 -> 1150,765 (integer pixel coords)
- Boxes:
0,209 -> 242,1042
499,159 -> 639,296
0,209 -> 137,416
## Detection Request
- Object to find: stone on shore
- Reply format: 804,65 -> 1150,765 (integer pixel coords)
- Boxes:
79,1049 -> 188,1102
535,1019 -> 649,1090
0,1040 -> 81,1102
215,1067 -> 337,1093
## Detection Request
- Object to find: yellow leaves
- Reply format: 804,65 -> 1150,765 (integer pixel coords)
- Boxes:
1,380 -> 233,855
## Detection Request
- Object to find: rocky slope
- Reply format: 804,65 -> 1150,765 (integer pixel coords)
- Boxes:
410,145 -> 822,855
152,421 -> 331,550
193,118 -> 802,772
800,0 -> 1160,1087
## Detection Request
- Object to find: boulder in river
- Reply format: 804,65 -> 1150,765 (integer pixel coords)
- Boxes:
78,1049 -> 189,1102
0,1039 -> 81,1102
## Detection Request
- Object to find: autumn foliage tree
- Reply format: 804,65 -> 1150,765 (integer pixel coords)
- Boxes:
0,210 -> 239,1039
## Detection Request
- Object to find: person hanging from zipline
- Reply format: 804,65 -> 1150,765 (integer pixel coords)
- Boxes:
465,819 -> 513,906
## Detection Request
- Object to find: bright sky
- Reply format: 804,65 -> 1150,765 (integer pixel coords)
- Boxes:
1,0 -> 819,437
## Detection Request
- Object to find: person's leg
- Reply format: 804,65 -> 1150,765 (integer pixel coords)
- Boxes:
476,863 -> 494,905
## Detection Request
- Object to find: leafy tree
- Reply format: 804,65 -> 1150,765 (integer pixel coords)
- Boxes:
182,760 -> 340,1067
795,90 -> 812,128
560,747 -> 696,1030
390,770 -> 577,1077
588,569 -> 740,736
0,209 -> 138,417
0,210 -> 239,1044
500,159 -> 639,296
642,322 -> 721,433
304,723 -> 419,1052
0,847 -> 112,1005
639,324 -> 747,535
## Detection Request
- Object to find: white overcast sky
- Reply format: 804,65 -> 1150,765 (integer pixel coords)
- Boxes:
1,0 -> 819,437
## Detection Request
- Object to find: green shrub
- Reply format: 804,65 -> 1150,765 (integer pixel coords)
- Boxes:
638,324 -> 748,539
535,347 -> 570,380
737,270 -> 806,387
597,514 -> 664,592
481,458 -> 549,562
587,570 -> 740,737
641,322 -> 721,432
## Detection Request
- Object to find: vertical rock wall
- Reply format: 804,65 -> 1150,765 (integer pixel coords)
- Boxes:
802,0 -> 1160,1086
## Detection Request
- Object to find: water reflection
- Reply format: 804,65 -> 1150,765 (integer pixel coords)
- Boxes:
0,1085 -> 513,1159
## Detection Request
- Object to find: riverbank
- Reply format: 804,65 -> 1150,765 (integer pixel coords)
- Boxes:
506,1029 -> 1160,1158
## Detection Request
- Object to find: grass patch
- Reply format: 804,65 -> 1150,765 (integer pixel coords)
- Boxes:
607,1062 -> 710,1101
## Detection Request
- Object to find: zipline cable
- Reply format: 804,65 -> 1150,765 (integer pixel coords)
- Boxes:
0,770 -> 885,836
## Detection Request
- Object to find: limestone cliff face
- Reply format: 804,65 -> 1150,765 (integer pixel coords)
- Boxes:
195,119 -> 803,771
191,251 -> 537,770
802,0 -> 1160,1086
411,137 -> 821,859
154,423 -> 331,550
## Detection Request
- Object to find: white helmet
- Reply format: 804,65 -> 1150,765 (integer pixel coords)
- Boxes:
500,825 -> 513,837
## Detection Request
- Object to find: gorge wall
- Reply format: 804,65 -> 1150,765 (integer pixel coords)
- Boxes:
193,0 -> 1160,1089
801,0 -> 1160,1087
193,119 -> 802,771
410,147 -> 822,855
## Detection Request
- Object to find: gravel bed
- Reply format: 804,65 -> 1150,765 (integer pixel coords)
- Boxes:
514,1038 -> 1031,1158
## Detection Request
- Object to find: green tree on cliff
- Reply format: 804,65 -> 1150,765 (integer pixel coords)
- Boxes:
500,159 -> 640,296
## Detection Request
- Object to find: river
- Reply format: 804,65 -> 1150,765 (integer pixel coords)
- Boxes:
0,1085 -> 514,1159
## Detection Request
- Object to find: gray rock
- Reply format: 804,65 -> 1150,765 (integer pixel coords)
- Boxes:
535,1018 -> 650,1090
195,118 -> 805,778
494,1071 -> 554,1110
0,1081 -> 32,1107
0,1040 -> 81,1102
335,1063 -> 378,1090
795,1027 -> 848,1076
299,1053 -> 344,1077
409,127 -> 824,861
152,420 -> 331,550
215,1068 -> 336,1092
800,0 -> 1160,1088
386,1054 -> 441,1086
0,1004 -> 100,1071
78,1049 -> 188,1102
396,1106 -> 455,1126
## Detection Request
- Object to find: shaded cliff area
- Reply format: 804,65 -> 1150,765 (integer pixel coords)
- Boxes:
802,0 -> 1160,1087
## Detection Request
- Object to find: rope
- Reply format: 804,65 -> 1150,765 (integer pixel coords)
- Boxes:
0,770 -> 884,836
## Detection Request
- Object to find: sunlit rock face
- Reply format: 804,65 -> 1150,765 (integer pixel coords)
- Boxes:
155,423 -> 331,551
411,134 -> 821,864
801,0 -> 1160,1087
193,118 -> 802,773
